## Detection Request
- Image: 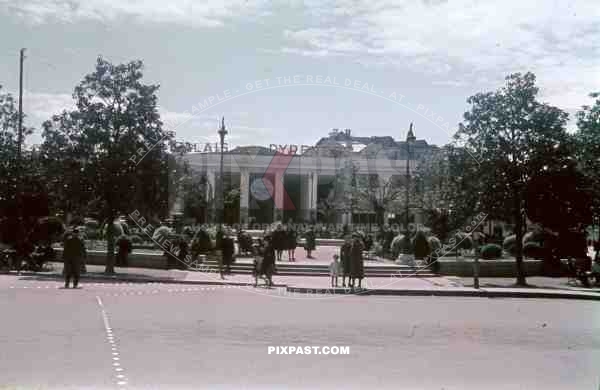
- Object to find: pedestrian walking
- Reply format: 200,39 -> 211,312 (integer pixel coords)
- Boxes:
329,253 -> 342,288
63,228 -> 86,289
254,234 -> 275,287
341,236 -> 352,287
350,233 -> 365,288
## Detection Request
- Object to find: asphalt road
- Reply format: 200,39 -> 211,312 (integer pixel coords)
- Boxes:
1,275 -> 599,390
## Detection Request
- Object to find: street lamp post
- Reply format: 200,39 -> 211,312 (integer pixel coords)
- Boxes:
216,117 -> 227,280
217,117 -> 228,230
405,123 -> 416,240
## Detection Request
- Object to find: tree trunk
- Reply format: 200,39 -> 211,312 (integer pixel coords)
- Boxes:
514,191 -> 526,286
376,208 -> 385,227
104,216 -> 116,274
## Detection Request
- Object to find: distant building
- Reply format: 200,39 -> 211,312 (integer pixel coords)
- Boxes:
178,127 -> 439,225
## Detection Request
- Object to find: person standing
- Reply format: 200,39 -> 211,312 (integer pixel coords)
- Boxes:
341,236 -> 352,287
178,236 -> 189,270
255,234 -> 275,287
287,225 -> 297,262
273,224 -> 285,261
222,230 -> 235,274
304,226 -> 316,259
350,233 -> 365,289
63,228 -> 86,288
329,253 -> 342,288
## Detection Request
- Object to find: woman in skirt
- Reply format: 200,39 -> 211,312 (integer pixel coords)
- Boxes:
287,225 -> 297,262
253,235 -> 275,287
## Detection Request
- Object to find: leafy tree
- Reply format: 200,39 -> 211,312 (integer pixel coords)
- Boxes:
0,86 -> 51,258
526,159 -> 593,233
455,72 -> 570,285
336,159 -> 360,220
0,86 -> 36,217
317,190 -> 338,224
41,57 -> 174,273
354,174 -> 402,228
413,145 -> 481,241
224,187 -> 240,225
176,159 -> 211,224
575,92 -> 600,217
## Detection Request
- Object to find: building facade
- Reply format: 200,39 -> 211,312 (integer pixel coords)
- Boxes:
177,128 -> 439,226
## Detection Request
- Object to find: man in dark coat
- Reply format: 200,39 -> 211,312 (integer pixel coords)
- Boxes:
221,232 -> 235,274
63,229 -> 86,288
340,236 -> 352,287
350,233 -> 365,288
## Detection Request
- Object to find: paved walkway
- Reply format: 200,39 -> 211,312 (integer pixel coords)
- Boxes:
6,262 -> 600,300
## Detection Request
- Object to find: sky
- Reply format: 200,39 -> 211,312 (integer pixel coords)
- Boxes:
0,0 -> 598,150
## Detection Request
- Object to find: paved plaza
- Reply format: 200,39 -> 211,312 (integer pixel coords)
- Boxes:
1,274 -> 600,389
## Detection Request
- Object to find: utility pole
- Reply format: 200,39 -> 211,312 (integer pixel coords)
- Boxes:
15,48 -> 25,273
217,117 -> 227,279
17,48 -> 25,161
405,123 -> 416,241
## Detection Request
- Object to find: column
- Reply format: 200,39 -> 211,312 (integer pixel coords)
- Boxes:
300,174 -> 311,222
310,172 -> 318,223
379,173 -> 392,225
239,169 -> 249,226
206,170 -> 215,223
273,171 -> 284,222
172,192 -> 184,216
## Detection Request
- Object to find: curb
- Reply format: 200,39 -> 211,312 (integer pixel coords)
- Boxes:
285,286 -> 600,301
8,272 -> 600,301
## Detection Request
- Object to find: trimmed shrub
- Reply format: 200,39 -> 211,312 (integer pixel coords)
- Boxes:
390,234 -> 405,258
523,229 -> 544,244
413,230 -> 431,259
523,241 -> 544,259
503,235 -> 517,255
374,242 -> 384,258
152,226 -> 172,241
454,232 -> 473,251
102,221 -> 130,239
192,229 -> 213,255
480,243 -> 503,259
129,234 -> 143,244
428,236 -> 442,258
401,235 -> 413,255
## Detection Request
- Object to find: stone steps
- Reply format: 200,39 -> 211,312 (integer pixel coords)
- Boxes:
198,259 -> 436,278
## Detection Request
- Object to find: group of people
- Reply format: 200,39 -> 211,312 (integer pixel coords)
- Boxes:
271,224 -> 298,261
271,223 -> 317,261
330,233 -> 365,288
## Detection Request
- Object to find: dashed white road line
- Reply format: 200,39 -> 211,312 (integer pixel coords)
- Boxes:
6,283 -> 235,297
96,296 -> 128,388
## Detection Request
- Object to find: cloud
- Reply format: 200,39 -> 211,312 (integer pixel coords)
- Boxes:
279,0 -> 600,110
23,91 -> 74,121
1,0 -> 270,27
